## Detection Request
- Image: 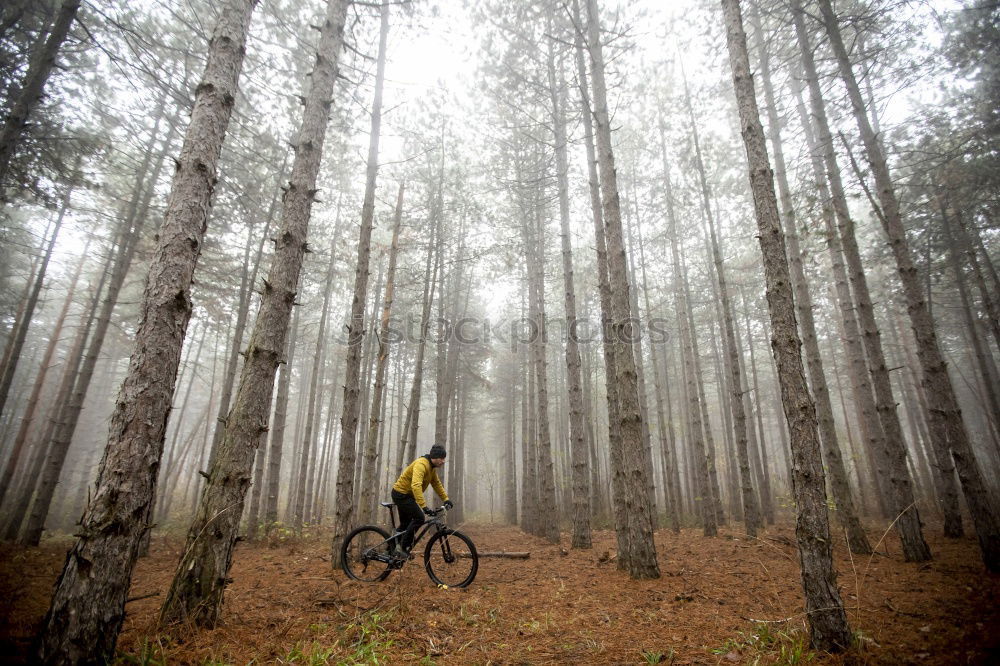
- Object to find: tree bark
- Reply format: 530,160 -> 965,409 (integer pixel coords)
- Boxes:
573,0 -> 627,554
264,305 -> 300,528
636,216 -> 681,533
206,159 -> 286,473
660,136 -> 716,537
683,84 -> 760,536
624,193 -> 661,527
159,0 -> 345,626
685,254 -> 727,527
520,314 -> 539,533
751,3 -> 870,554
584,0 -> 658,579
816,0 -> 1000,571
505,354 -> 518,524
548,35 -> 590,549
359,178 -> 403,527
329,0 -> 388,565
790,16 -> 894,520
721,0 -> 851,650
35,0 -> 259,660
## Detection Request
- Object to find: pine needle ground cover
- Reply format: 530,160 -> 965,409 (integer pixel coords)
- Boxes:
2,523 -> 997,664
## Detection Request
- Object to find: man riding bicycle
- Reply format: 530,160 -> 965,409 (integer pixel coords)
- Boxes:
391,445 -> 453,556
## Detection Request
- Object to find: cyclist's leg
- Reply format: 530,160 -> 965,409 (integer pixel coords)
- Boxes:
391,489 -> 424,552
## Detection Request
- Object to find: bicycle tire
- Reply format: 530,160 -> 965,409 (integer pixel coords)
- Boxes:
424,529 -> 478,588
341,525 -> 393,582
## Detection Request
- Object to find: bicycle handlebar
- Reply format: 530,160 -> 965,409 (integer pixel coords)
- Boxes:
382,502 -> 447,517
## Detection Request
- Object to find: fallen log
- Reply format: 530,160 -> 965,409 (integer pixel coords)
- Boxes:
461,551 -> 530,559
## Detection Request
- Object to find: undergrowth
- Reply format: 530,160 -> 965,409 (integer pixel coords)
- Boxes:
712,622 -> 816,665
276,609 -> 395,665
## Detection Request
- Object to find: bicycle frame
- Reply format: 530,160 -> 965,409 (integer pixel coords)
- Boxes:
365,504 -> 447,564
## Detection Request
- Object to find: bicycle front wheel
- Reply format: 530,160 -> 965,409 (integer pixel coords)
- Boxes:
341,525 -> 393,582
424,529 -> 478,588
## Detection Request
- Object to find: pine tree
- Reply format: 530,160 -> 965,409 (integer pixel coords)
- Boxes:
159,0 -> 348,625
720,0 -> 851,650
35,0 -> 260,660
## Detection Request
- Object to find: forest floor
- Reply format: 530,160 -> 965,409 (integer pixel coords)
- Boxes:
1,519 -> 998,665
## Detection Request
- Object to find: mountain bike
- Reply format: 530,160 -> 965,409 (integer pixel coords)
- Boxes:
341,502 -> 478,588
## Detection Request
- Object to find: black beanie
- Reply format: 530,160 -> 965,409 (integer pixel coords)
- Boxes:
429,445 -> 447,459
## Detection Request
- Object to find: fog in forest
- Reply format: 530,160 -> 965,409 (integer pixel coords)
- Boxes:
1,0 -> 998,663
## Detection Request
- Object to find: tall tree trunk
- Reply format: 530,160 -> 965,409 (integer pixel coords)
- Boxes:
660,133 -> 715,537
159,0 -> 345,626
1,234 -> 111,541
505,354 -> 518,524
35,0 -> 259,660
581,330 -> 607,519
265,305 -> 300,528
942,206 -> 1000,445
21,96 -> 179,548
315,335 -> 343,524
624,191 -> 660,526
573,0 -> 627,553
517,171 -> 559,543
0,171 -> 73,418
293,213 -> 343,529
0,0 -> 80,189
520,315 -> 539,533
207,159 -> 287,471
721,0 -> 851,650
548,36 -> 590,549
584,0 -> 658,579
0,250 -> 42,412
430,230 -> 463,487
705,208 -> 761,536
892,309 -> 963,535
951,209 -> 1000,354
817,0 -> 1000,571
329,0 -> 387,565
825,323 -> 875,514
156,324 -> 209,528
737,287 -> 775,524
684,86 -> 760,534
685,255 -> 726,526
636,220 -> 681,533
359,179 -> 403,527
397,180 -> 440,469
353,259 -> 384,506
751,3 -> 871,554
790,20 -> 894,520
0,238 -> 88,506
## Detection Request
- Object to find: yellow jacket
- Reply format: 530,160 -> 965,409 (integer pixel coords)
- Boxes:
393,456 -> 449,508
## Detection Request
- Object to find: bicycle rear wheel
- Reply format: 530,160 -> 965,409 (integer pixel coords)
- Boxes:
424,529 -> 478,588
341,525 -> 393,582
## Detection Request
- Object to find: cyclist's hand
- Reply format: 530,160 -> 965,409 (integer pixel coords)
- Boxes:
422,506 -> 435,516
443,500 -> 454,510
